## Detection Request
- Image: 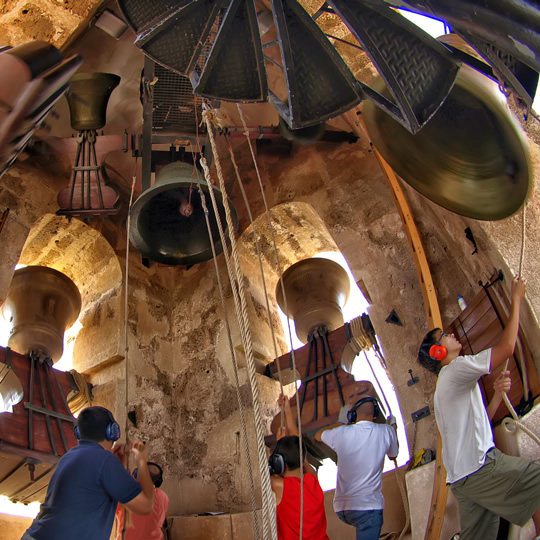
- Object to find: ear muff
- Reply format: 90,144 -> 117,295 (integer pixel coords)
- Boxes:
73,409 -> 121,442
105,420 -> 121,442
268,439 -> 286,475
134,462 -> 164,488
105,409 -> 121,441
268,452 -> 286,475
148,462 -> 163,488
346,397 -> 381,424
428,343 -> 447,361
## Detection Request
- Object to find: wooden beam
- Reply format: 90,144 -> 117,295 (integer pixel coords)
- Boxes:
370,144 -> 448,540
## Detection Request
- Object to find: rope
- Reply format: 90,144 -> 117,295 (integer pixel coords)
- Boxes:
67,369 -> 92,415
392,460 -> 410,540
123,163 -> 138,442
348,316 -> 372,353
196,178 -> 261,537
200,107 -> 277,540
223,135 -> 284,395
236,103 -> 305,538
502,417 -> 540,448
191,108 -> 260,537
519,202 -> 526,278
500,356 -> 540,450
223,133 -> 287,432
363,351 -> 391,418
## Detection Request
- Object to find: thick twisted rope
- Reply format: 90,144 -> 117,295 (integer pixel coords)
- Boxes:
196,179 -> 260,536
123,165 -> 138,442
201,108 -> 277,540
223,135 -> 284,396
236,104 -> 306,537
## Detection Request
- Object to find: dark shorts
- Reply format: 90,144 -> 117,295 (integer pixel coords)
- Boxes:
450,448 -> 540,540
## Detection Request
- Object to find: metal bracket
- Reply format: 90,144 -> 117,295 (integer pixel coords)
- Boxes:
411,406 -> 430,423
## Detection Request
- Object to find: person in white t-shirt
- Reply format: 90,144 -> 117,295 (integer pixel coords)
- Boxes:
418,275 -> 540,540
315,392 -> 398,540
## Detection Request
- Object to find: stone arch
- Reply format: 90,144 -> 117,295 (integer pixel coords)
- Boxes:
16,214 -> 124,373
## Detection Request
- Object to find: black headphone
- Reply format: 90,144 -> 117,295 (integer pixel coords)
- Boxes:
134,462 -> 163,488
74,408 -> 121,442
346,397 -> 381,424
268,439 -> 286,476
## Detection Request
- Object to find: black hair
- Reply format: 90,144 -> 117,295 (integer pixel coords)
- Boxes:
148,462 -> 163,486
76,406 -> 114,442
273,436 -> 306,471
417,328 -> 443,376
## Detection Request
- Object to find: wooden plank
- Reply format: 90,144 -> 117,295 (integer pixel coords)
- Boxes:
0,459 -> 51,498
367,146 -> 446,540
11,465 -> 56,503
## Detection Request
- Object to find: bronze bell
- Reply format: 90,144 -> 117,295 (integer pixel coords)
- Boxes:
66,72 -> 120,131
363,63 -> 530,220
129,161 -> 239,266
276,258 -> 350,344
1,266 -> 82,362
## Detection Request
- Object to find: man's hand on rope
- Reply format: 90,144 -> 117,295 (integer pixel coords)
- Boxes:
112,443 -> 129,467
511,275 -> 527,303
278,393 -> 299,437
493,370 -> 511,397
487,370 -> 511,421
130,441 -> 148,466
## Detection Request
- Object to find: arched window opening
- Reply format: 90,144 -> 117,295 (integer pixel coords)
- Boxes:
278,251 -> 409,491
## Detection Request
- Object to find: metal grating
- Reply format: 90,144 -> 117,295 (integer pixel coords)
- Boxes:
152,63 -> 206,135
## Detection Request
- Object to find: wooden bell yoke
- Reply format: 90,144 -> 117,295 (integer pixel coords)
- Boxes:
0,266 -> 82,503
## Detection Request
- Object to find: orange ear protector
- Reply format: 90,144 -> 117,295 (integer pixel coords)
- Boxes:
428,343 -> 447,361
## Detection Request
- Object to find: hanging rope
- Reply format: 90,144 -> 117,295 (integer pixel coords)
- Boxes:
498,203 -> 540,449
223,135 -> 285,394
123,160 -> 138,442
223,133 -> 287,433
362,351 -> 392,418
190,107 -> 261,537
200,106 -> 277,540
67,369 -> 92,415
195,177 -> 261,537
236,103 -> 305,538
392,459 -> 411,540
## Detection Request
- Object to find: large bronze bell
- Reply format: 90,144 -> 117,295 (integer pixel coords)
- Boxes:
66,72 -> 120,131
363,63 -> 530,220
1,266 -> 82,362
276,258 -> 350,344
129,161 -> 239,266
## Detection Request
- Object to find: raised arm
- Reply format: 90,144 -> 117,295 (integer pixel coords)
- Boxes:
123,442 -> 155,515
487,370 -> 511,421
278,394 -> 299,437
490,276 -> 526,372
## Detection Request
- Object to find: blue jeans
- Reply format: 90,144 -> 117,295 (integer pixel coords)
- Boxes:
337,509 -> 383,540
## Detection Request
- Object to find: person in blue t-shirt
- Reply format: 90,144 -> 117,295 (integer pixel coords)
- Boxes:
22,406 -> 155,540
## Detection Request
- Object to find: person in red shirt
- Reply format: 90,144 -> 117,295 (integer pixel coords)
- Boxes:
269,395 -> 330,540
116,462 -> 170,540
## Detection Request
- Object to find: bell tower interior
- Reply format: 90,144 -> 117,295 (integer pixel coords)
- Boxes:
0,2 -> 540,540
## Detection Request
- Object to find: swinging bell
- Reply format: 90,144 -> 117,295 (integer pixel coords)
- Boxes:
129,161 -> 238,266
363,62 -> 531,221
